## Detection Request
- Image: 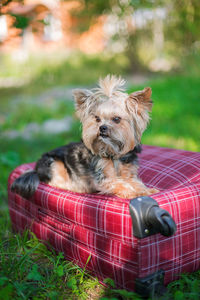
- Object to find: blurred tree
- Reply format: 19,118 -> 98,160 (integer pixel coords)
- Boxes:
71,0 -> 152,71
0,0 -> 23,12
71,0 -> 200,70
0,0 -> 13,10
1,0 -> 199,70
0,0 -> 28,33
165,0 -> 200,53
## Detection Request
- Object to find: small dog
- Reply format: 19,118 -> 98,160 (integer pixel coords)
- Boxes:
12,75 -> 158,199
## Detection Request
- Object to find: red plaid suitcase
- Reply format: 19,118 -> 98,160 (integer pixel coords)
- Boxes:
8,145 -> 200,297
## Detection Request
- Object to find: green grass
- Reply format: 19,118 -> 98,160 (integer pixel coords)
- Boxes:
0,230 -> 103,299
1,53 -> 200,299
0,52 -> 129,88
136,74 -> 200,151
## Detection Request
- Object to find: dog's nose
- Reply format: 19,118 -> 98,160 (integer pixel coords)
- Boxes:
99,125 -> 108,133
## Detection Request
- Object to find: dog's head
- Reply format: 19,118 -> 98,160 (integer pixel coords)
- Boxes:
73,75 -> 153,158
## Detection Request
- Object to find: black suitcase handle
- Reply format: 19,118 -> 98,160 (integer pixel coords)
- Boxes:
129,196 -> 177,238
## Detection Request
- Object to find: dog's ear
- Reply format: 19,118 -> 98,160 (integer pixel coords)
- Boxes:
128,87 -> 153,113
126,87 -> 153,137
73,89 -> 93,119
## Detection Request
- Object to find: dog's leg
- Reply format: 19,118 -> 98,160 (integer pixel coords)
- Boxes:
47,160 -> 70,189
99,178 -> 159,199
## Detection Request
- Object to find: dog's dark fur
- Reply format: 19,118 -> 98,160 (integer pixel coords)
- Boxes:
11,142 -> 142,198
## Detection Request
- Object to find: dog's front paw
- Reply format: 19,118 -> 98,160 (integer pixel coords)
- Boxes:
146,188 -> 160,195
131,188 -> 160,198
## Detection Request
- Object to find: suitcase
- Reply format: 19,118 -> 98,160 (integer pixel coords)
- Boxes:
8,145 -> 200,297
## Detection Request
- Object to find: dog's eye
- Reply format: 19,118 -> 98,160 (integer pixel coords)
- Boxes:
95,116 -> 101,123
112,116 -> 121,124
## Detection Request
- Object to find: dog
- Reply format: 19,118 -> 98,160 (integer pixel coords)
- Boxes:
11,75 -> 158,199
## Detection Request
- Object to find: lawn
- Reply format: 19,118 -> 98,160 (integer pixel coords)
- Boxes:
0,53 -> 200,299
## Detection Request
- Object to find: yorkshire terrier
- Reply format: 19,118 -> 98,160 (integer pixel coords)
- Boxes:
11,75 -> 158,199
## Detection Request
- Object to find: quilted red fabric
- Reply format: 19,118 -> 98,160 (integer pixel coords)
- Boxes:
8,145 -> 200,291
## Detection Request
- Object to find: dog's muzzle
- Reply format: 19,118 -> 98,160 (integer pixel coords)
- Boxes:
99,125 -> 109,138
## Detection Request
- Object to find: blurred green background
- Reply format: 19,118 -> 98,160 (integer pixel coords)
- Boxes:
0,0 -> 200,299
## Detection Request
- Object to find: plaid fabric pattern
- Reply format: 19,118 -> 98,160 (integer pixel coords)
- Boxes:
8,145 -> 200,290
